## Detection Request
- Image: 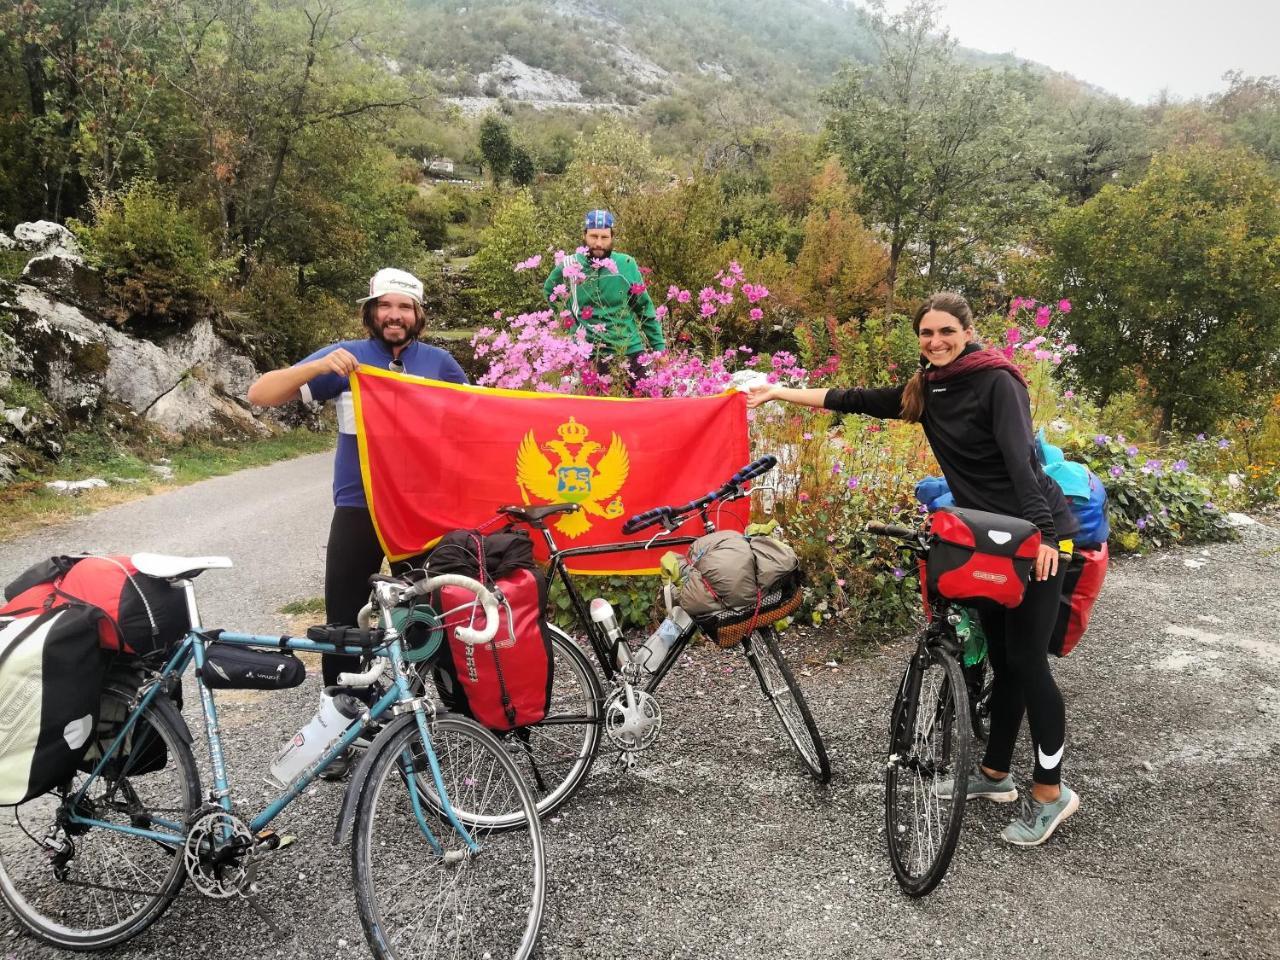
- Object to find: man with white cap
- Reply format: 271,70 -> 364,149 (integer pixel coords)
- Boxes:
248,268 -> 467,708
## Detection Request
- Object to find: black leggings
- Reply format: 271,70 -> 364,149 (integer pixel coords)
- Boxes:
322,507 -> 422,687
977,566 -> 1068,786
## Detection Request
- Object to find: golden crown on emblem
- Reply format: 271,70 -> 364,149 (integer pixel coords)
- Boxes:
557,417 -> 590,444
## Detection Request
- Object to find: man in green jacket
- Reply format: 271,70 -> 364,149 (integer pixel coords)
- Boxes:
543,209 -> 664,382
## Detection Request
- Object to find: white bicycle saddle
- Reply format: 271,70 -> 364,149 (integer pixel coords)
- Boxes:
131,553 -> 234,578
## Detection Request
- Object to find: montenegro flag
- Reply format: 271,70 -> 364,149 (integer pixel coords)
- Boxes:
351,367 -> 751,574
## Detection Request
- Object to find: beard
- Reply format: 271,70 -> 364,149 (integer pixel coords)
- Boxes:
373,315 -> 421,347
587,239 -> 614,260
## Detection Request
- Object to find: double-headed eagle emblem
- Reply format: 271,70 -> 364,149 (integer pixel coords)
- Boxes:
516,417 -> 629,538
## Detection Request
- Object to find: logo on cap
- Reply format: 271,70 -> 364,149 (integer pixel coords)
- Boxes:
583,209 -> 615,230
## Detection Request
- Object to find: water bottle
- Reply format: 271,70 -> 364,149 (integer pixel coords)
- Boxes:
269,687 -> 364,787
590,597 -> 629,669
956,609 -> 988,667
637,606 -> 692,671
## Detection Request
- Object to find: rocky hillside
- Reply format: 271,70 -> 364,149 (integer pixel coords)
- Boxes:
407,0 -> 1029,119
0,225 -> 268,483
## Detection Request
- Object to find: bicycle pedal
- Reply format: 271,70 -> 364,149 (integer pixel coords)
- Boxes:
253,829 -> 297,852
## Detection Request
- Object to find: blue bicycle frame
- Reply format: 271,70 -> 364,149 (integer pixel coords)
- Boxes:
67,577 -> 479,855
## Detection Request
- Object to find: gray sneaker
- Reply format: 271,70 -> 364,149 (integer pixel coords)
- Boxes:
1001,784 -> 1080,846
937,765 -> 1019,803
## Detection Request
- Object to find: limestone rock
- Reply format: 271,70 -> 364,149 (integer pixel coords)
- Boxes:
21,251 -> 105,309
13,221 -> 81,257
0,230 -> 15,251
7,281 -> 265,436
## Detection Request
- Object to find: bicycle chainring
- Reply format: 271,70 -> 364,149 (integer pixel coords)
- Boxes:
603,687 -> 662,752
183,810 -> 256,899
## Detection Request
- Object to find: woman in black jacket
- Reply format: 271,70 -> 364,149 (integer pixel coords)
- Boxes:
747,291 -> 1080,846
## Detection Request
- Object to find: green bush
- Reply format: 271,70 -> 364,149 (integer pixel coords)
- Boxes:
1063,434 -> 1230,551
73,181 -> 231,330
226,263 -> 352,368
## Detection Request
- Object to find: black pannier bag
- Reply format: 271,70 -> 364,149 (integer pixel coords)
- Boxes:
0,604 -> 108,805
200,643 -> 306,690
924,507 -> 1041,609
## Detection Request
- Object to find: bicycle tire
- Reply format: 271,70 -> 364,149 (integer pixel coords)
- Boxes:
352,715 -> 545,960
885,646 -> 971,897
0,682 -> 200,950
494,625 -> 603,825
743,628 -> 831,783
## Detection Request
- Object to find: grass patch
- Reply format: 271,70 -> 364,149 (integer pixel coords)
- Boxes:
0,249 -> 28,281
280,596 -> 325,617
0,427 -> 334,541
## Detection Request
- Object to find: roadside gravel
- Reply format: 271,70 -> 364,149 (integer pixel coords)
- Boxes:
2,469 -> 1277,959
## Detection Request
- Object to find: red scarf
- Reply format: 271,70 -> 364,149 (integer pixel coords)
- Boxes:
923,346 -> 1028,388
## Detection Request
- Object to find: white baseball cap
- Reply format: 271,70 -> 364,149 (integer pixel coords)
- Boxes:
358,267 -> 424,305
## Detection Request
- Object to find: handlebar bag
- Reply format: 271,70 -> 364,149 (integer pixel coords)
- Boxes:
426,530 -> 553,732
199,644 -> 305,690
0,603 -> 107,805
924,508 -> 1041,609
1049,542 -> 1108,657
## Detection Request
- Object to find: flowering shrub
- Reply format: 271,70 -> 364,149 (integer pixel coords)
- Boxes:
1064,433 -> 1228,551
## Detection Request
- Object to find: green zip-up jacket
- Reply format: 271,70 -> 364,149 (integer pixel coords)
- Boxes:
543,252 -> 664,356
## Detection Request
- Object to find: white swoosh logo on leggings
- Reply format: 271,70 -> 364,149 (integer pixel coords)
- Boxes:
1038,744 -> 1065,769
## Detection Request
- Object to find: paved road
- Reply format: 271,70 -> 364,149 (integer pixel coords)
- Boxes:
0,452 -> 335,631
2,476 -> 1277,960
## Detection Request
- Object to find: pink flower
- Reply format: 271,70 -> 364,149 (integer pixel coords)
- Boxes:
749,307 -> 764,321
580,306 -> 593,320
1058,299 -> 1072,313
700,302 -> 717,317
798,492 -> 810,504
729,260 -> 744,276
1064,389 -> 1075,400
655,304 -> 668,319
676,289 -> 692,304
667,285 -> 679,300
492,310 -> 503,320
1006,327 -> 1022,345
1034,306 -> 1052,327
629,282 -> 645,295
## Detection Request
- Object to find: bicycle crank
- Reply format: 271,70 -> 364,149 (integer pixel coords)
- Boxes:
183,810 -> 257,899
603,686 -> 662,752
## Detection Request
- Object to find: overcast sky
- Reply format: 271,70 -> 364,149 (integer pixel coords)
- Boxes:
877,0 -> 1279,103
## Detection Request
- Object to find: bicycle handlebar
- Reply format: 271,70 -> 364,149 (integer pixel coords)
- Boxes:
620,455 -> 778,535
620,506 -> 671,535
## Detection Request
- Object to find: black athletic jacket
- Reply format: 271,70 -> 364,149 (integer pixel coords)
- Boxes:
824,359 -> 1078,542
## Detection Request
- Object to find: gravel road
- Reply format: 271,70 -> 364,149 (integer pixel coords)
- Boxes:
2,467 -> 1277,960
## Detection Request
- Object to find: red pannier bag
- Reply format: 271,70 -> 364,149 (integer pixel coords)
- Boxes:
1,555 -> 188,656
427,530 -> 553,732
923,507 -> 1041,609
1050,542 -> 1108,657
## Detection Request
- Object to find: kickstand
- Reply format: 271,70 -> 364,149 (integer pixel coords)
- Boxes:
241,868 -> 286,941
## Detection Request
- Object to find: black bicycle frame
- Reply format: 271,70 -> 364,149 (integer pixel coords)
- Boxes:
529,524 -> 699,685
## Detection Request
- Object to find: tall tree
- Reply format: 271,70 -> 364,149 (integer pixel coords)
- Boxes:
822,0 -> 1044,312
1041,146 -> 1280,433
478,113 -> 513,183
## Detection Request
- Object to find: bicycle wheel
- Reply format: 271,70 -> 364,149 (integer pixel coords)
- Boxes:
885,647 -> 971,897
493,625 -> 602,825
0,682 -> 200,950
742,628 -> 831,783
352,715 -> 545,960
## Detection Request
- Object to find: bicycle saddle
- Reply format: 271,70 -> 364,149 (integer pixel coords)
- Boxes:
131,552 -> 233,579
499,503 -> 580,522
